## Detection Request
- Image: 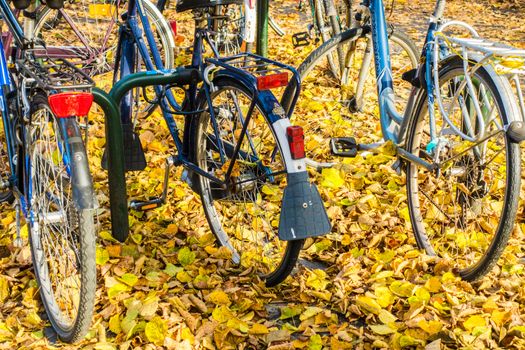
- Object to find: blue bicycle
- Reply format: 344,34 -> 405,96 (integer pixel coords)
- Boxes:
108,0 -> 331,286
289,0 -> 525,280
0,0 -> 98,342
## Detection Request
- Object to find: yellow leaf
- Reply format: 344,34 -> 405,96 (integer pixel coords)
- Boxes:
491,310 -> 510,327
178,247 -> 196,266
226,318 -> 249,333
306,269 -> 330,291
399,334 -> 420,347
118,273 -> 138,287
212,306 -> 234,323
300,307 -> 324,321
425,277 -> 442,293
207,290 -> 231,306
0,277 -> 9,303
249,323 -> 269,335
181,327 -> 195,344
109,314 -> 121,334
321,168 -> 345,189
107,282 -> 130,298
418,320 -> 443,335
144,316 -> 167,345
389,281 -> 415,297
378,309 -> 397,324
356,296 -> 381,315
176,271 -> 193,283
375,286 -> 395,307
370,324 -> 396,335
463,315 -> 486,332
96,248 -> 110,265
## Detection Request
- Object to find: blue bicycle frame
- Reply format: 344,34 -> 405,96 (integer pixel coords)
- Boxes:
369,0 -> 446,146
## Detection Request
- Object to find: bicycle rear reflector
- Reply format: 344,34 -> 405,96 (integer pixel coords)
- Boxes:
169,20 -> 178,37
286,126 -> 305,160
257,72 -> 289,90
48,93 -> 94,118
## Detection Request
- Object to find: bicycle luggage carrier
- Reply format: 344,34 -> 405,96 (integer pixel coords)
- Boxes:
17,55 -> 94,92
207,53 -> 302,117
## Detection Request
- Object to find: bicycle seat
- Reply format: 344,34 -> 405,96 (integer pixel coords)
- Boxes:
12,0 -> 63,9
176,0 -> 243,12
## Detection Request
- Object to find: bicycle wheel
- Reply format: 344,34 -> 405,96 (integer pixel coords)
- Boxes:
191,78 -> 303,287
295,28 -> 417,162
27,94 -> 96,343
34,0 -> 175,77
405,55 -> 521,281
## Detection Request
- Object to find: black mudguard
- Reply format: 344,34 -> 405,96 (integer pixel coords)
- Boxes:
278,172 -> 331,241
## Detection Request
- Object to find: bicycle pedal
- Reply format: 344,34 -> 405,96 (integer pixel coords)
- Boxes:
331,137 -> 359,157
129,198 -> 164,211
292,32 -> 310,47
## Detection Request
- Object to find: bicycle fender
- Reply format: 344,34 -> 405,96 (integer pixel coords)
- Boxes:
59,118 -> 96,210
279,171 -> 331,241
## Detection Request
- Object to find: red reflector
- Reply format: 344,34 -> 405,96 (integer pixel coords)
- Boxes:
286,126 -> 305,160
48,92 -> 94,118
169,20 -> 177,37
257,72 -> 288,90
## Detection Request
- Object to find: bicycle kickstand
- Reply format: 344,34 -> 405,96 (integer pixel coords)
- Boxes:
129,156 -> 174,211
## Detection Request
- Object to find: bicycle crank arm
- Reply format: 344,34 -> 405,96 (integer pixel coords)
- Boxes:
278,171 -> 331,241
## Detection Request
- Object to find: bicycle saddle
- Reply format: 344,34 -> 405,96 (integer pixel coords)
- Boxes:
176,0 -> 243,12
12,0 -> 63,9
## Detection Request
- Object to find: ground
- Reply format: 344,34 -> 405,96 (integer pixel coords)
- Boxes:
1,0 -> 525,349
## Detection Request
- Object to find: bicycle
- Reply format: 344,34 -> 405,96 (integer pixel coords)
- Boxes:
0,0 -> 98,342
102,0 -> 331,287
9,0 -> 175,77
283,0 -> 525,280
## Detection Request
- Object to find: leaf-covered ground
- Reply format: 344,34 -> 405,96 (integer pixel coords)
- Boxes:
1,0 -> 525,349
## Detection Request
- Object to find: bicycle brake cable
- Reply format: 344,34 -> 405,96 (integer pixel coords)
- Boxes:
388,0 -> 395,20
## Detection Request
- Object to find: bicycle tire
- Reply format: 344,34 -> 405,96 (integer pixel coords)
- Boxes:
190,78 -> 303,287
34,0 -> 175,78
405,55 -> 521,281
27,94 -> 96,343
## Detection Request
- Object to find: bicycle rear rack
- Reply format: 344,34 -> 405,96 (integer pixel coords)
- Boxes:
17,54 -> 94,92
435,21 -> 525,126
206,53 -> 302,117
